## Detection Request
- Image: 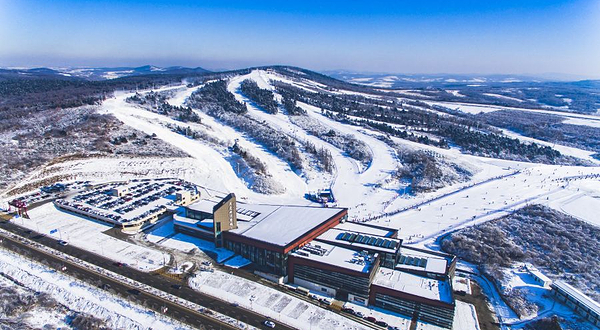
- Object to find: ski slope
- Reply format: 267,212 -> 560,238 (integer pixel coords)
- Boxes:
97,72 -> 600,241
369,163 -> 600,245
227,70 -> 402,217
101,89 -> 308,205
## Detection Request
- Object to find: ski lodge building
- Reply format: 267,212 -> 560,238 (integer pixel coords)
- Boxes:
175,193 -> 457,328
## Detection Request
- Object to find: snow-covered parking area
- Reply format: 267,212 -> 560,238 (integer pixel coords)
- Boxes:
189,269 -> 370,330
19,203 -> 167,272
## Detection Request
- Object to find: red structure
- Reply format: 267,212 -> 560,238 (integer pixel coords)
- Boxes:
8,199 -> 29,218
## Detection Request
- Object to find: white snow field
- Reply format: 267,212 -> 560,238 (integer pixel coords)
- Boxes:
0,247 -> 193,330
369,164 -> 600,244
424,100 -> 600,161
498,128 -> 599,164
427,100 -> 600,122
20,203 -> 167,272
492,263 -> 599,330
547,178 -> 600,227
0,274 -> 70,328
30,72 -> 600,243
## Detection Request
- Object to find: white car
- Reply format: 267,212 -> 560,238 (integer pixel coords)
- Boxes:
58,240 -> 69,246
263,320 -> 276,328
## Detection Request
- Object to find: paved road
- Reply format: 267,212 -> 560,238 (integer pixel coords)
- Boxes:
0,219 -> 293,330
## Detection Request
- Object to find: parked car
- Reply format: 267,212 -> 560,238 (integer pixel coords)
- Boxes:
375,320 -> 388,327
341,307 -> 355,314
355,311 -> 364,318
263,320 -> 276,328
364,316 -> 377,323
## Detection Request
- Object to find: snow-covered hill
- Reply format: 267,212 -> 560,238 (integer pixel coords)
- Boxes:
93,69 -> 600,238
2,66 -> 599,330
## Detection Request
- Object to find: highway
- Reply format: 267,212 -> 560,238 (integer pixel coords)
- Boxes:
0,218 -> 295,330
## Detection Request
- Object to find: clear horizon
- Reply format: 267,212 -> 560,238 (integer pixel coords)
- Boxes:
1,0 -> 599,79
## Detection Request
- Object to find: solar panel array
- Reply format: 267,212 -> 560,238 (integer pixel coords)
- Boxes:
335,232 -> 398,249
399,255 -> 428,267
237,207 -> 260,218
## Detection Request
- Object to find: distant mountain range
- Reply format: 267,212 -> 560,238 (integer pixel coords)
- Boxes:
1,65 -> 595,87
0,65 -> 210,81
322,71 -> 591,89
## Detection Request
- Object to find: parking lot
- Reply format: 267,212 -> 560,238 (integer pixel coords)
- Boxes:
55,178 -> 198,228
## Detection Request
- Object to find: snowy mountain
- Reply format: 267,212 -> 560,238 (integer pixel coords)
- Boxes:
0,65 -> 210,81
322,71 -> 544,88
1,64 -> 599,330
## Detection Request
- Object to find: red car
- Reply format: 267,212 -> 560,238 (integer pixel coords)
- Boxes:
364,316 -> 377,323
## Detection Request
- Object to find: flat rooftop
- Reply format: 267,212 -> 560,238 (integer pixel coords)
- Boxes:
553,281 -> 600,316
396,248 -> 450,275
335,222 -> 397,238
373,268 -> 453,304
186,199 -> 346,247
291,241 -> 378,274
316,227 -> 400,254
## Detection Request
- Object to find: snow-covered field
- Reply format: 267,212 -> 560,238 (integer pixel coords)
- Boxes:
0,273 -> 71,328
370,164 -> 600,244
0,247 -> 192,330
19,70 -> 596,235
101,88 -> 312,205
4,69 -> 599,329
498,128 -> 599,164
10,71 -> 598,248
547,179 -> 600,227
482,93 -> 524,103
20,203 -> 167,271
427,100 -> 600,123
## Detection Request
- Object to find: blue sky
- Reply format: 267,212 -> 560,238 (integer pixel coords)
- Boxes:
1,0 -> 599,77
